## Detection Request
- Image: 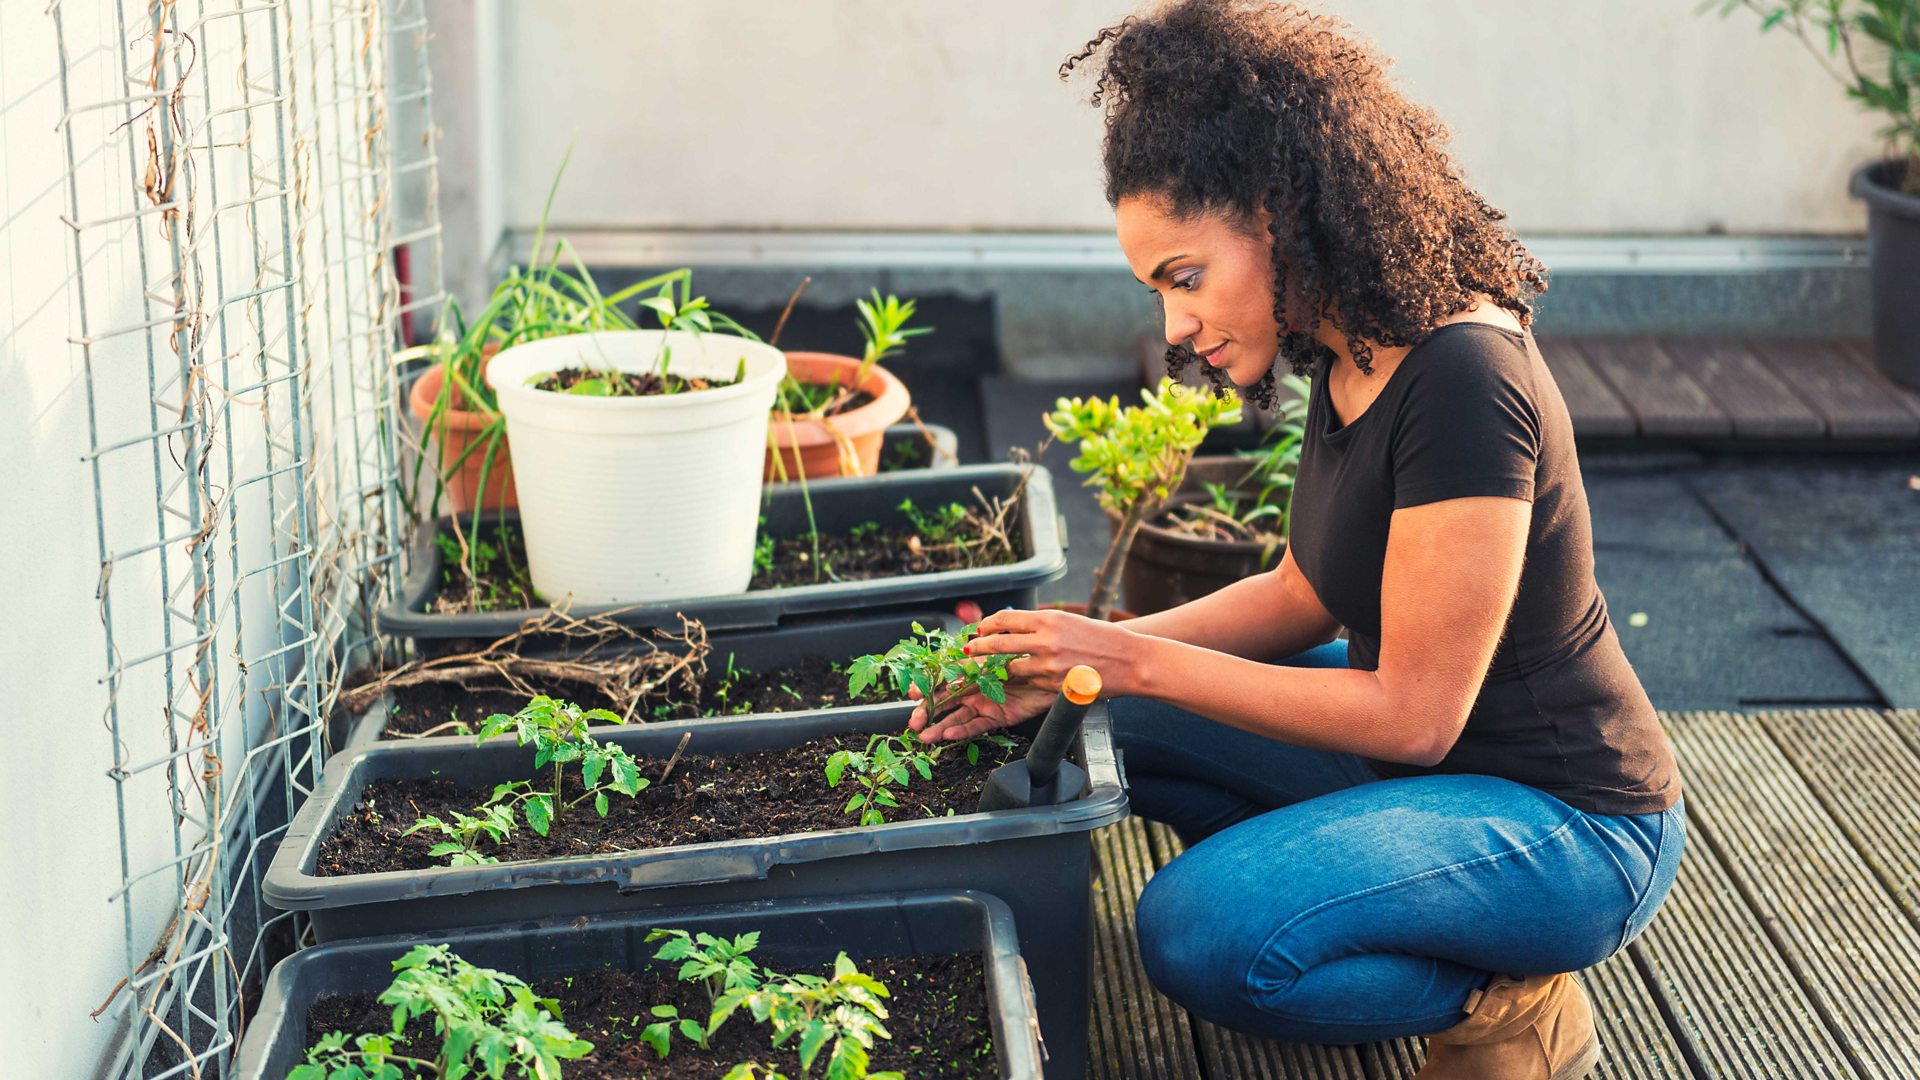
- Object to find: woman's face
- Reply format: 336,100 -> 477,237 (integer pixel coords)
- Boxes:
1115,193 -> 1283,389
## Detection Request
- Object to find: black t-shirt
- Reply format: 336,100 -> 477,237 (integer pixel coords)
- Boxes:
1287,323 -> 1681,815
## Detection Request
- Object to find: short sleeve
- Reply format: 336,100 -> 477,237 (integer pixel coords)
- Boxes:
1388,331 -> 1542,509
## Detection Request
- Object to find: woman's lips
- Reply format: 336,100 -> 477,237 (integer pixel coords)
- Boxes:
1199,343 -> 1227,366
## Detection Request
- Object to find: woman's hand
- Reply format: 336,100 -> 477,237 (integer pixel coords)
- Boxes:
907,607 -> 1145,743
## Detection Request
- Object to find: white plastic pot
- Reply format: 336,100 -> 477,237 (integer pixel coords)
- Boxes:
485,330 -> 786,604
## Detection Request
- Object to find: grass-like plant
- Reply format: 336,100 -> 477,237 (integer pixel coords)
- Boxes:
288,943 -> 591,1080
774,290 -> 932,416
1044,377 -> 1243,619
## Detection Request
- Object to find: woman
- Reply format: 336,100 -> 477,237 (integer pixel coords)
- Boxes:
907,4 -> 1684,1078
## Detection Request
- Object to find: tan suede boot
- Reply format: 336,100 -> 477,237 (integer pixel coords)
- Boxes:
1415,971 -> 1600,1080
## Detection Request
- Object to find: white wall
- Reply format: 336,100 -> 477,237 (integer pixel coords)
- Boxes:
477,0 -> 1883,237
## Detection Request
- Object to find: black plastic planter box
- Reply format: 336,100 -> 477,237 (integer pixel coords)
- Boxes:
871,421 -> 959,473
335,610 -> 957,755
265,705 -> 1124,1079
233,891 -> 1044,1079
380,463 -> 1067,644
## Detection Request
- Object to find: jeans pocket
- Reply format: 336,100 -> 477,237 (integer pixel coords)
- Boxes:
1616,801 -> 1686,952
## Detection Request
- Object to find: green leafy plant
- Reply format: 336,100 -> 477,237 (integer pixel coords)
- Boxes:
401,804 -> 516,867
774,290 -> 933,416
846,621 -> 1017,721
1044,377 -> 1243,619
474,696 -> 648,837
1708,0 -> 1920,192
638,926 -> 904,1079
823,732 -> 943,826
895,498 -> 968,545
288,943 -> 591,1080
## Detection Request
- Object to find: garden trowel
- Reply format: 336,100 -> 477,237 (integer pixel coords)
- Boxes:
977,665 -> 1102,812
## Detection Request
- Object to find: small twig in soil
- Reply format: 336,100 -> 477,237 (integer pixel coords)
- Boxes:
657,731 -> 694,786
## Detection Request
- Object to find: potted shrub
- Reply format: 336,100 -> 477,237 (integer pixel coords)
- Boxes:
768,291 -> 931,480
482,269 -> 782,606
264,700 -> 1123,1079
1120,374 -> 1309,614
234,893 -> 1045,1079
1714,0 -> 1920,387
1042,377 -> 1242,620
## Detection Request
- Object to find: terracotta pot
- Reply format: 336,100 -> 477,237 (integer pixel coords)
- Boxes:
408,357 -> 517,512
765,352 -> 912,480
1119,456 -> 1282,616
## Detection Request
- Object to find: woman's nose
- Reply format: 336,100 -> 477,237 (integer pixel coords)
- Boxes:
1163,305 -> 1201,348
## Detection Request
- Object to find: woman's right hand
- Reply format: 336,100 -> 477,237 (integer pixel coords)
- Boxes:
907,678 -> 1055,745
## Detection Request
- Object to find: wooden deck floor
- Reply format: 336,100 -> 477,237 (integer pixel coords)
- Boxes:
1136,335 -> 1920,447
1540,339 -> 1920,445
1087,709 -> 1920,1079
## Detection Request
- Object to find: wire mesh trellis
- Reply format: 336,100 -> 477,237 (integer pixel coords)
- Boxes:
48,0 -> 442,1074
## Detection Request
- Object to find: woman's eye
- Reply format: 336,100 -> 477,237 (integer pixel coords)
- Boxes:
1173,273 -> 1200,292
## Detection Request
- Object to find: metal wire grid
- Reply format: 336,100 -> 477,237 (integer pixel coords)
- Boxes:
48,0 -> 441,1074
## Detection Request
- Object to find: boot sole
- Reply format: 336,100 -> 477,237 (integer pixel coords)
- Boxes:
1551,1032 -> 1602,1080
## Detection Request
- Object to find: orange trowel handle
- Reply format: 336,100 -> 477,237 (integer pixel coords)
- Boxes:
1027,666 -> 1102,790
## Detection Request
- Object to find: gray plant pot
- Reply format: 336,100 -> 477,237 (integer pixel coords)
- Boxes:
1851,159 -> 1920,390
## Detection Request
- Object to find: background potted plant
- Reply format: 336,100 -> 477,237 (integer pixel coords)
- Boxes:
484,275 -> 783,605
1713,0 -> 1920,386
768,290 -> 930,480
1121,374 -> 1309,614
1043,377 -> 1242,621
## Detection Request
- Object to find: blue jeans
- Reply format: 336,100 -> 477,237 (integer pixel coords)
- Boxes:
1112,640 -> 1685,1044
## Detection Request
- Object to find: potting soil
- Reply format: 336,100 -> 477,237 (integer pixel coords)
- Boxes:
314,729 -> 1027,876
369,654 -> 893,740
532,367 -> 741,396
303,950 -> 997,1079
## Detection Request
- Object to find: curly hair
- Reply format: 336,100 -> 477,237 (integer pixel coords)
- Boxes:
1063,0 -> 1548,383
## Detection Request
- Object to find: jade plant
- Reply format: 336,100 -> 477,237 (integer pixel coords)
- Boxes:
1160,373 -> 1309,566
639,927 -> 904,1080
287,944 -> 591,1080
1045,376 -> 1243,619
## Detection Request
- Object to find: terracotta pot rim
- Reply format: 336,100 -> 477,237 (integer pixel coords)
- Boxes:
408,362 -> 503,434
768,352 -> 912,449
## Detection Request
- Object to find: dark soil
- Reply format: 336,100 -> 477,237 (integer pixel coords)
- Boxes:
747,527 -> 1010,590
432,514 -> 1021,615
533,367 -> 739,396
303,951 -> 998,1079
313,729 -> 1025,876
367,654 -> 893,740
773,382 -> 876,418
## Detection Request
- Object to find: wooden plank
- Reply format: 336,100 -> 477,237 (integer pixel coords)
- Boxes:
1758,709 -> 1920,927
1577,338 -> 1733,439
1539,338 -> 1639,438
1661,711 -> 1920,1076
1751,340 -> 1920,440
1888,710 -> 1920,763
1089,820 -> 1204,1080
1659,338 -> 1827,440
1627,807 -> 1854,1076
1837,341 -> 1920,422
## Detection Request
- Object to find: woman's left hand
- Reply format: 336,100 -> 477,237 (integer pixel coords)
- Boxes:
964,607 -> 1147,698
